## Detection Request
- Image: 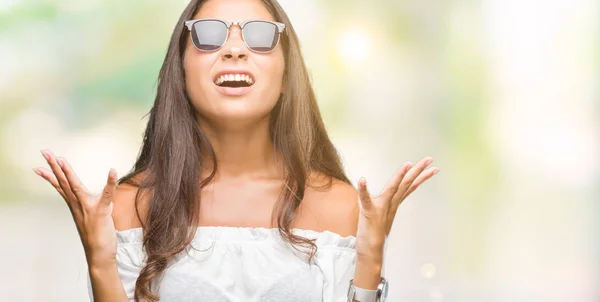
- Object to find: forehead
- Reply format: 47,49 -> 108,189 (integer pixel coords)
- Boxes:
194,0 -> 275,22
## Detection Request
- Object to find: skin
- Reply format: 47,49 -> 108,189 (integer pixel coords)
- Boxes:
183,0 -> 290,229
33,0 -> 439,299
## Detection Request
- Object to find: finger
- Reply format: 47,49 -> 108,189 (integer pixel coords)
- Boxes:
394,157 -> 434,198
403,167 -> 439,199
380,161 -> 413,199
99,168 -> 118,207
58,156 -> 90,201
33,167 -> 67,200
357,177 -> 372,209
41,150 -> 77,202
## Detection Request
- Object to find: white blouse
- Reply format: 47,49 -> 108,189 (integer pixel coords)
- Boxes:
88,226 -> 357,302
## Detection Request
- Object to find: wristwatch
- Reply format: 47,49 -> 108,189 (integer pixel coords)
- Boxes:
346,277 -> 388,302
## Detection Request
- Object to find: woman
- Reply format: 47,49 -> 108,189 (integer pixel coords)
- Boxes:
34,0 -> 439,301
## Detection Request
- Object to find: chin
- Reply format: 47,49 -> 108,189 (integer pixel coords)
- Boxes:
196,100 -> 273,127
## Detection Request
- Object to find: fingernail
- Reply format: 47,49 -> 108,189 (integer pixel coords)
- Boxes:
57,158 -> 64,168
32,168 -> 42,176
433,168 -> 440,175
40,150 -> 49,160
425,157 -> 433,165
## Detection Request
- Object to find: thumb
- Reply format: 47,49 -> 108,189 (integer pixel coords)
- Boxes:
357,177 -> 372,209
100,168 -> 117,206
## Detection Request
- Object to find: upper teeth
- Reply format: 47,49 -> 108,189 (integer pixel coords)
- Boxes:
215,73 -> 254,85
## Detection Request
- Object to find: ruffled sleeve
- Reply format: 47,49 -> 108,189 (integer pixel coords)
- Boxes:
308,230 -> 357,302
87,228 -> 146,302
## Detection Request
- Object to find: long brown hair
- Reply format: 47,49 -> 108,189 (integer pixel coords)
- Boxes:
119,0 -> 350,300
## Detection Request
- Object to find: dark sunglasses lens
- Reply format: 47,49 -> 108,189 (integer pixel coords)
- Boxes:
192,20 -> 228,51
243,21 -> 279,52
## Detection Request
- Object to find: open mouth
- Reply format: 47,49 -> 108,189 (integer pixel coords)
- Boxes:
214,73 -> 255,88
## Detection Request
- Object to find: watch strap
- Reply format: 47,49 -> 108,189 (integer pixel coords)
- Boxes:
353,286 -> 378,301
347,279 -> 378,302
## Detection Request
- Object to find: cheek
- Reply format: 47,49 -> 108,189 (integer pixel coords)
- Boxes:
260,55 -> 285,98
184,54 -> 214,100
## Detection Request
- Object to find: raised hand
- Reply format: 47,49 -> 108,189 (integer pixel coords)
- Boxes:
34,150 -> 119,267
355,157 -> 439,260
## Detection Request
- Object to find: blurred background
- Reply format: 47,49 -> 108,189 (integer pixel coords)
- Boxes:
0,0 -> 598,301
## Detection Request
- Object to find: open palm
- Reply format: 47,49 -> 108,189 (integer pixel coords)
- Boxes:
355,157 -> 439,258
34,150 -> 119,266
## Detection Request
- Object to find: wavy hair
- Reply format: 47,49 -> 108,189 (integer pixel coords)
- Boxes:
118,0 -> 350,300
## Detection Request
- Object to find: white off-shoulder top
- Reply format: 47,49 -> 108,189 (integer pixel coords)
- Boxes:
88,226 -> 357,302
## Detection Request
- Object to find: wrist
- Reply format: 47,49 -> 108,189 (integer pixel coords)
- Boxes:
87,257 -> 117,273
85,247 -> 117,269
356,245 -> 384,263
353,256 -> 383,290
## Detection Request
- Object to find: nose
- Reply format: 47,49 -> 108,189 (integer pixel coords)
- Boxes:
221,26 -> 248,61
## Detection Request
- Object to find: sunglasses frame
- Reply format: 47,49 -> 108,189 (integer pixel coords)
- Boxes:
184,18 -> 286,53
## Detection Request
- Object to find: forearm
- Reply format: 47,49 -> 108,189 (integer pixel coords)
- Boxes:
88,261 -> 129,302
352,254 -> 383,290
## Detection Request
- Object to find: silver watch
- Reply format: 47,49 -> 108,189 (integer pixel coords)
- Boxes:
346,277 -> 388,302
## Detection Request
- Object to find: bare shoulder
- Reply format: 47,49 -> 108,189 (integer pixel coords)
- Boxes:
297,171 -> 359,237
111,175 -> 150,231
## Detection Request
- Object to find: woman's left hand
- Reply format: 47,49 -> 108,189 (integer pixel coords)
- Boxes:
355,156 -> 439,261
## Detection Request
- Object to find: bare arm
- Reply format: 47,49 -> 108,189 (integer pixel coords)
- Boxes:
312,158 -> 439,301
89,262 -> 129,301
353,157 -> 439,293
34,150 -> 128,302
352,256 -> 383,290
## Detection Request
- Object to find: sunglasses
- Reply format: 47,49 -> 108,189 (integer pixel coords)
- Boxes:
184,18 -> 286,53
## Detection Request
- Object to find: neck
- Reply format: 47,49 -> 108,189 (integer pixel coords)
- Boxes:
198,116 -> 283,180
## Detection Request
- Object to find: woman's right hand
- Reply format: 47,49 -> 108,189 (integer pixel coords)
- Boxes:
34,149 -> 118,268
